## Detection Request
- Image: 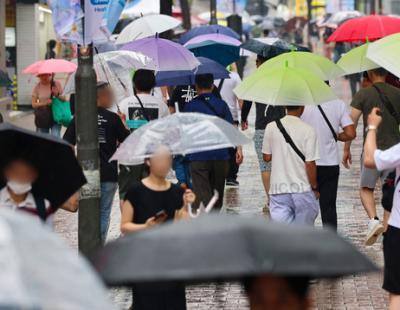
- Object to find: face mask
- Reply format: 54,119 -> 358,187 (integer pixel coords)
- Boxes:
7,181 -> 32,195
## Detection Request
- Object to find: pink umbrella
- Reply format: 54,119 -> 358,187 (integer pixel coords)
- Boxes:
23,59 -> 78,75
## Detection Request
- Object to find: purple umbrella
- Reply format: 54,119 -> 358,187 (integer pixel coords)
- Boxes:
179,25 -> 240,44
120,36 -> 200,71
184,33 -> 241,47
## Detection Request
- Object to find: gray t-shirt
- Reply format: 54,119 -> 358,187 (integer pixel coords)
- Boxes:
351,82 -> 400,150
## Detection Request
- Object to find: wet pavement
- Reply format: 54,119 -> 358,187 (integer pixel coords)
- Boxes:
7,77 -> 388,309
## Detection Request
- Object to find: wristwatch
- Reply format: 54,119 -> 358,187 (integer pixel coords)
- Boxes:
367,125 -> 377,131
311,186 -> 319,192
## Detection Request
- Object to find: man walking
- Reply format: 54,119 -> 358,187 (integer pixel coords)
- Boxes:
64,82 -> 129,242
183,74 -> 243,210
343,68 -> 400,245
302,98 -> 356,230
262,106 -> 319,225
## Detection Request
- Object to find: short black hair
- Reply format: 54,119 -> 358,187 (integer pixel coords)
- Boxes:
371,67 -> 388,77
286,105 -> 303,111
48,39 -> 57,50
133,69 -> 156,92
243,276 -> 310,299
195,73 -> 214,89
256,54 -> 269,64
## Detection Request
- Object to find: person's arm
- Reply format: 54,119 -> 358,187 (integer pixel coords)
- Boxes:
337,102 -> 356,142
174,189 -> 196,221
305,160 -> 319,198
115,115 -> 130,143
364,107 -> 382,169
342,107 -> 362,168
262,124 -> 272,162
337,124 -> 356,142
52,81 -> 66,101
63,119 -> 77,145
31,95 -> 49,108
305,128 -> 320,198
241,100 -> 252,130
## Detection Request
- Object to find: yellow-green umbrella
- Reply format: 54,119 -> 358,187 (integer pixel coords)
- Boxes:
234,65 -> 337,106
337,43 -> 379,75
260,51 -> 345,80
367,33 -> 400,77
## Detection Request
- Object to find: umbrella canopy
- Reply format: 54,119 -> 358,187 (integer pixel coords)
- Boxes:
184,33 -> 241,67
111,112 -> 250,165
155,57 -> 230,87
116,14 -> 181,44
121,36 -> 200,71
337,43 -> 379,75
0,123 -> 86,208
320,11 -> 362,28
92,214 -> 377,285
0,209 -> 114,309
241,37 -> 309,58
23,59 -> 77,75
328,15 -> 400,42
234,65 -> 337,106
0,70 -> 11,87
179,24 -> 240,44
260,51 -> 345,80
367,33 -> 400,77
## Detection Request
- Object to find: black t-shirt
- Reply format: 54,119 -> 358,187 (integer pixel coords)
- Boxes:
241,101 -> 286,130
125,181 -> 184,224
63,107 -> 129,182
168,85 -> 221,112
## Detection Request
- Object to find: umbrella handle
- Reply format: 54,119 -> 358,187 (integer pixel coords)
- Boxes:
187,203 -> 200,218
205,190 -> 219,213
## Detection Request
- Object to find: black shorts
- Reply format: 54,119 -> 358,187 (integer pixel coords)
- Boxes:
383,225 -> 400,294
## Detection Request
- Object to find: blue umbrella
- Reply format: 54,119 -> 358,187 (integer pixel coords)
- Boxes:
184,33 -> 241,67
156,57 -> 230,87
179,25 -> 240,44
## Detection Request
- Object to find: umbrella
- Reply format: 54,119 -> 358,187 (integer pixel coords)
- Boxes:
23,59 -> 77,75
184,33 -> 241,67
111,112 -> 250,165
337,43 -> 379,75
115,14 -> 181,44
260,51 -> 345,80
121,36 -> 200,71
179,25 -> 240,44
367,33 -> 400,78
155,57 -> 230,87
0,209 -> 114,310
328,15 -> 400,42
241,37 -> 309,58
320,11 -> 362,28
92,214 -> 377,285
0,123 -> 86,208
234,64 -> 337,106
0,70 -> 11,87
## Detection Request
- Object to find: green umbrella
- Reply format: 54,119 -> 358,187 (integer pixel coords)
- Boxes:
0,70 -> 11,87
367,33 -> 400,78
337,43 -> 379,75
260,51 -> 345,80
234,65 -> 337,106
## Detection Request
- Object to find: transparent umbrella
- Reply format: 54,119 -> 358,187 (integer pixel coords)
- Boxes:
111,112 -> 251,165
0,209 -> 115,310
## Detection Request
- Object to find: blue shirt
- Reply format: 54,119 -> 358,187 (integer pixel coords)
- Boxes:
183,93 -> 234,161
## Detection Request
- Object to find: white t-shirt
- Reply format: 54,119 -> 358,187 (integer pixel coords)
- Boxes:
215,72 -> 241,121
262,115 -> 319,194
301,99 -> 353,166
374,143 -> 400,228
119,93 -> 169,130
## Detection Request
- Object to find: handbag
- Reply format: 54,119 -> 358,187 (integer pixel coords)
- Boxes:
34,106 -> 53,129
52,96 -> 72,127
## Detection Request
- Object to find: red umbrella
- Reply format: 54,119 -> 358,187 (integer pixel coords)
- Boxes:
328,15 -> 400,42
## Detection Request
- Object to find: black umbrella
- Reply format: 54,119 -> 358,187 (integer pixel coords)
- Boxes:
241,38 -> 310,58
92,215 -> 377,286
0,70 -> 11,87
0,123 -> 86,208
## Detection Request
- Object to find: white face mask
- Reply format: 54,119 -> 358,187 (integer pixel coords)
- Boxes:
7,181 -> 32,195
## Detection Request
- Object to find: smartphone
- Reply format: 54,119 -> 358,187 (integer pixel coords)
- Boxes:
154,210 -> 167,220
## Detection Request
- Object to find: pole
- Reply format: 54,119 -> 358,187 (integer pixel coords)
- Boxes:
76,0 -> 101,257
306,0 -> 312,50
160,0 -> 173,38
210,0 -> 217,25
180,0 -> 192,30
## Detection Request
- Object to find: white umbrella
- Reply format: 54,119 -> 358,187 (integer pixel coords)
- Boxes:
116,14 -> 181,44
111,112 -> 251,165
0,209 -> 115,310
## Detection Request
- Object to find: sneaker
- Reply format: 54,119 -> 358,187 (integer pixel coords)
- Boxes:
365,219 -> 385,246
226,180 -> 239,187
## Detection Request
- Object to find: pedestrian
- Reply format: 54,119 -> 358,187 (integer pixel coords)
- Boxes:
262,105 -> 320,225
64,82 -> 129,242
215,67 -> 243,187
363,107 -> 400,310
45,39 -> 57,60
0,158 -> 53,223
301,97 -> 356,230
183,74 -> 243,210
343,67 -> 400,245
31,73 -> 66,137
241,55 -> 286,210
120,145 -> 195,310
118,69 -> 170,201
244,276 -> 311,310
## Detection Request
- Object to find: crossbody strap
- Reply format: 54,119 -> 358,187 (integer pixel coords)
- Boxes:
275,119 -> 305,162
217,79 -> 225,92
134,94 -> 150,121
33,195 -> 47,222
372,84 -> 400,125
198,96 -> 225,119
317,105 -> 338,142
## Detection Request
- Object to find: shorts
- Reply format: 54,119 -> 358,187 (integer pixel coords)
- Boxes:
383,225 -> 400,294
360,154 -> 391,189
254,129 -> 271,173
